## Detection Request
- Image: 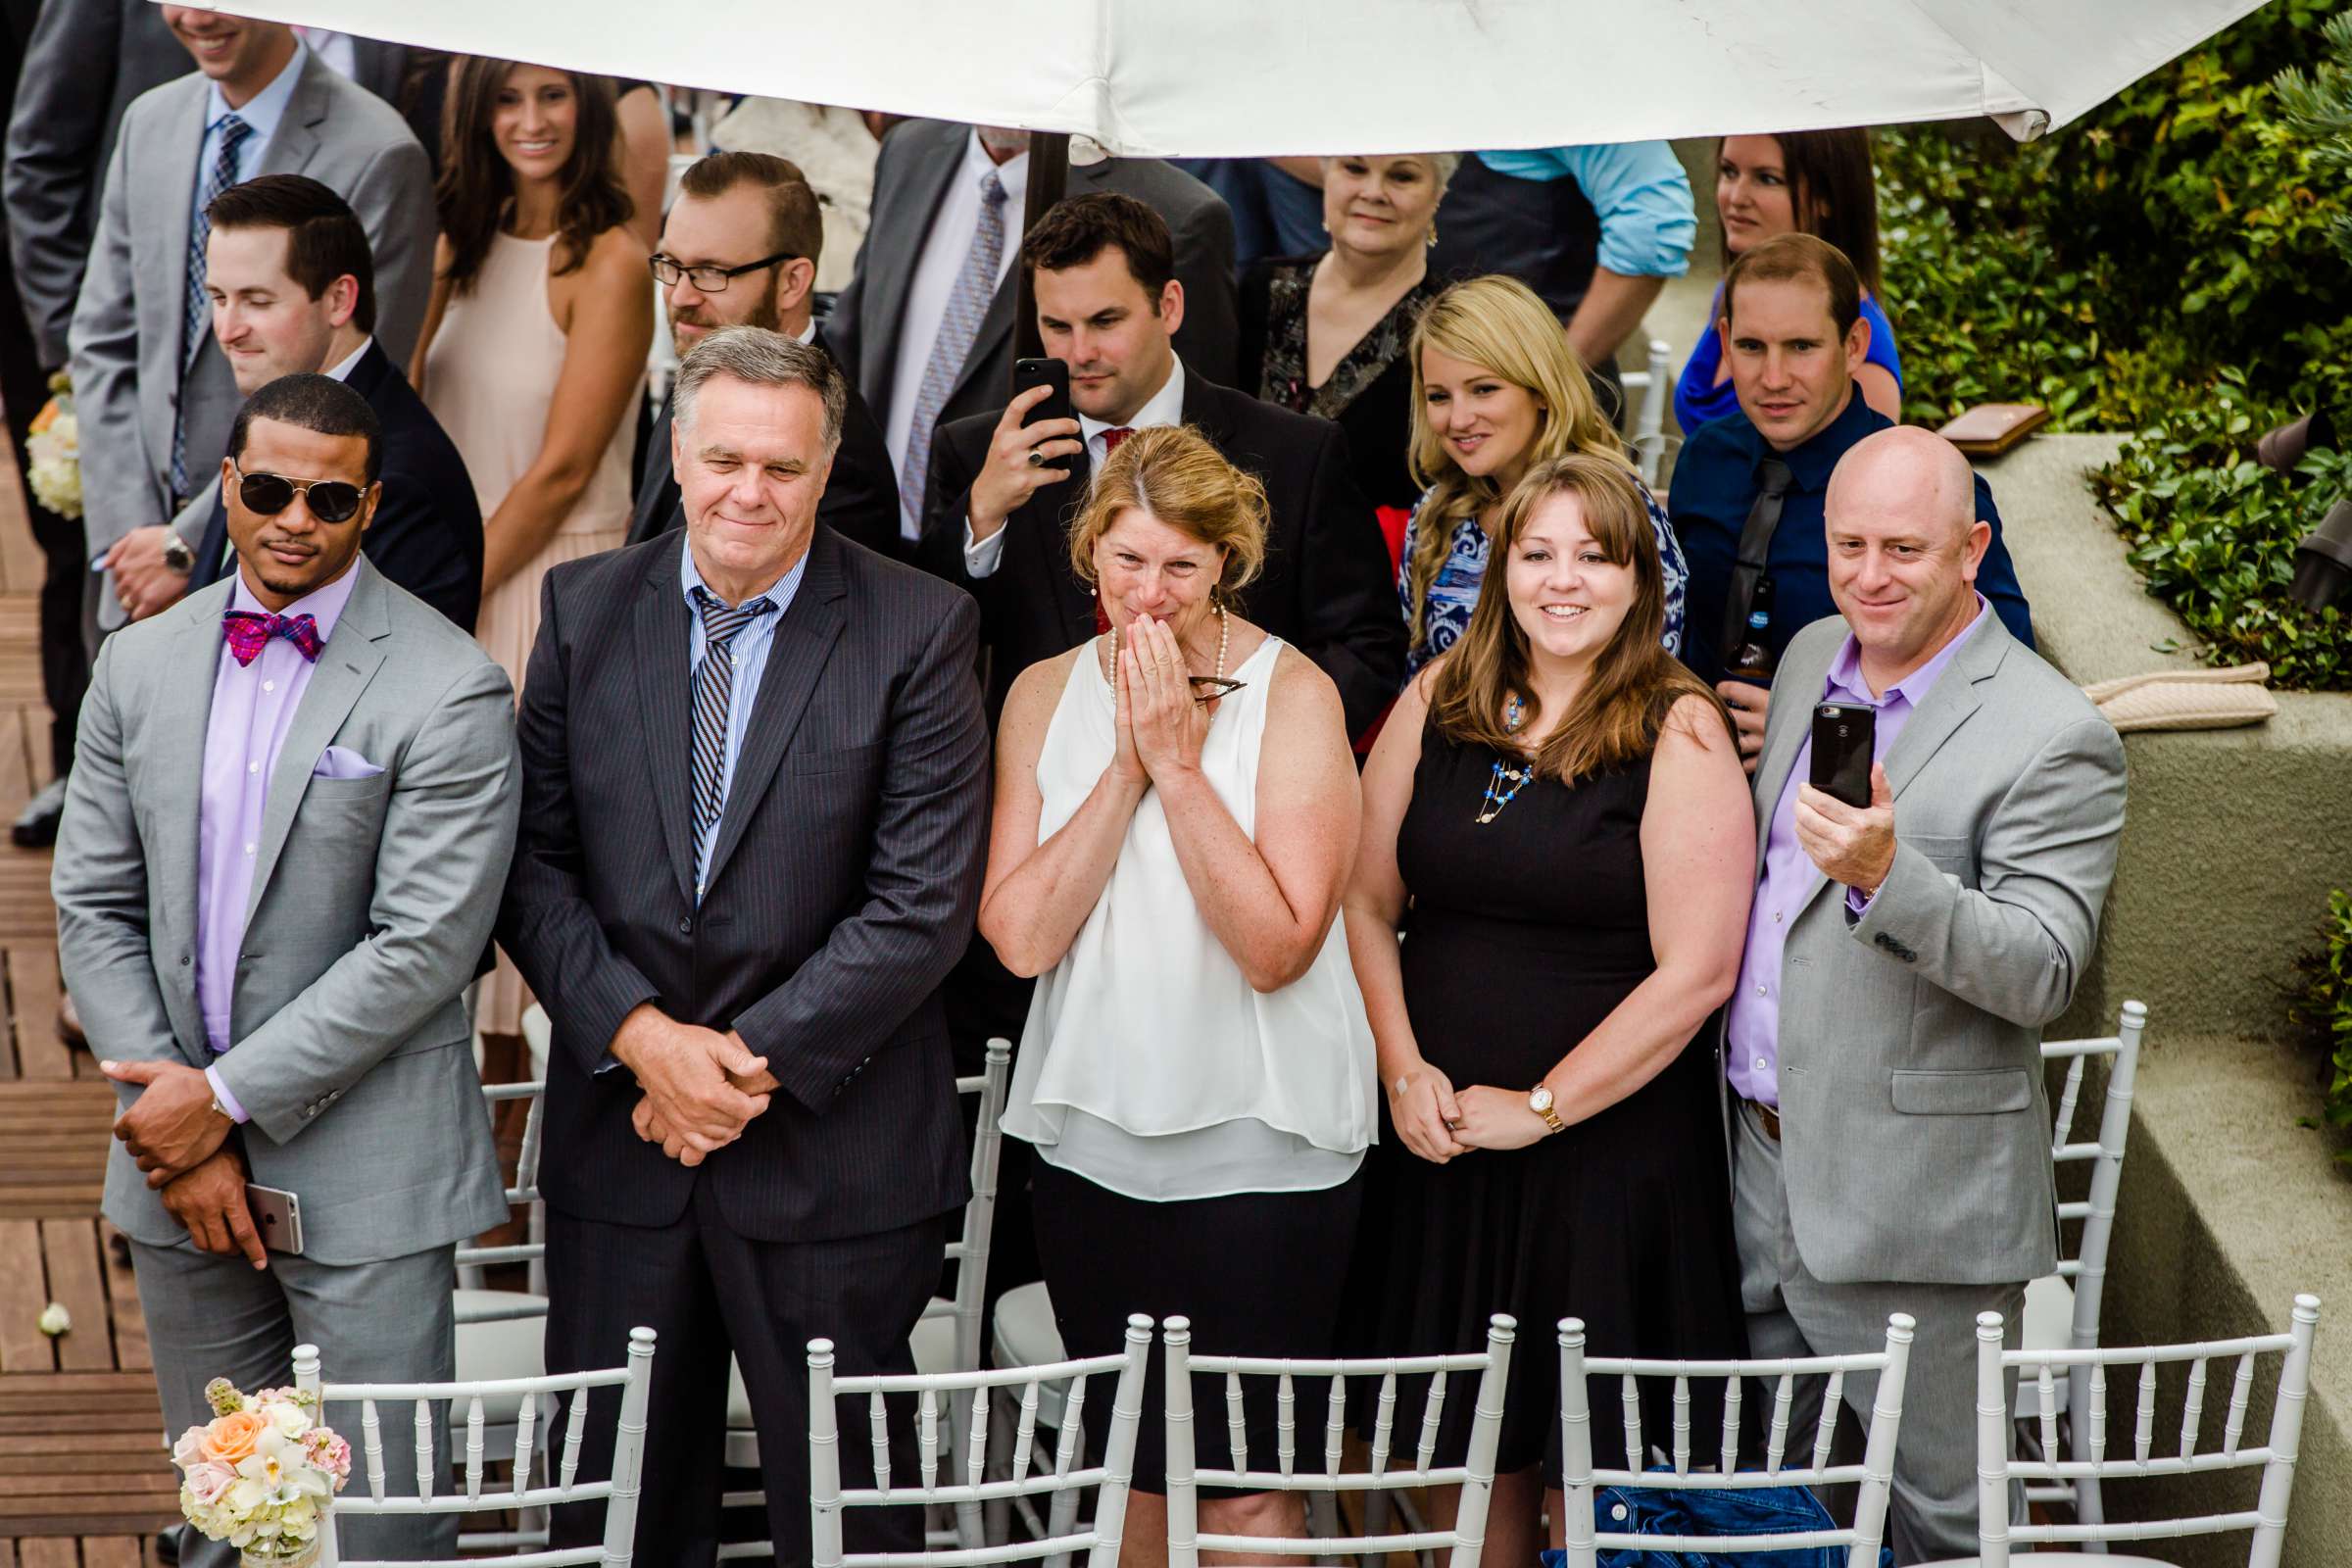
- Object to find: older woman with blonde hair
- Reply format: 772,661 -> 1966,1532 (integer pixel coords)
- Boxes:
1345,453 -> 1751,1563
1399,273 -> 1686,674
984,424 -> 1375,1563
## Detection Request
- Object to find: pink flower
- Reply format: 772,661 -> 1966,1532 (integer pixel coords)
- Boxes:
183,1460 -> 235,1505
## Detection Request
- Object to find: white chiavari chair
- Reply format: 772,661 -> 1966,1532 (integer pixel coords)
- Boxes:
1617,336 -> 1676,487
2023,999 -> 2147,1534
717,1040 -> 1014,1559
297,1326 -> 655,1567
1556,1312 -> 1914,1568
1161,1312 -> 1516,1568
808,1314 -> 1152,1568
1921,1294 -> 2319,1566
451,1079 -> 550,1477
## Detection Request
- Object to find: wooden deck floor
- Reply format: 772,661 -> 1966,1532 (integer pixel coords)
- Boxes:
0,439 -> 180,1565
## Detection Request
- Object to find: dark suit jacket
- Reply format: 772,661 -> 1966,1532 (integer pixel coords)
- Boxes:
188,342 -> 483,631
917,368 -> 1406,736
627,330 -> 900,557
498,524 -> 992,1242
826,120 -> 1240,459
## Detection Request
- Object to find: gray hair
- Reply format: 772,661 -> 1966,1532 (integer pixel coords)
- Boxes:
1321,151 -> 1463,193
672,325 -> 847,455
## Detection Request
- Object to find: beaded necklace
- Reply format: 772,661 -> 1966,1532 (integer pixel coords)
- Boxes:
1104,604 -> 1229,689
1475,693 -> 1535,825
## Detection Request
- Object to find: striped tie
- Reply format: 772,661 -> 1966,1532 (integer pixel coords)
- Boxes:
690,586 -> 776,872
897,168 -> 1007,538
172,112 -> 252,498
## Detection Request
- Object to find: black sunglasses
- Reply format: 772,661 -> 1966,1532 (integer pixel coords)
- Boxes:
649,250 -> 798,293
232,462 -> 367,524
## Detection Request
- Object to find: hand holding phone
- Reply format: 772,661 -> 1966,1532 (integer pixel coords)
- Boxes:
969,359 -> 1082,543
1809,703 -> 1876,808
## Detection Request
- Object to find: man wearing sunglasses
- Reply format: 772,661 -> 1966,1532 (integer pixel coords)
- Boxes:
629,151 -> 899,557
55,370 -> 521,1565
106,174 -> 483,632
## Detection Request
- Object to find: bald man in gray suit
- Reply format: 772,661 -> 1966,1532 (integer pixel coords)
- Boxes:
1724,427 -> 2126,1562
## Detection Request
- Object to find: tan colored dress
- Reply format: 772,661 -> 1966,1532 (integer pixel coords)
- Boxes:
423,228 -> 639,1034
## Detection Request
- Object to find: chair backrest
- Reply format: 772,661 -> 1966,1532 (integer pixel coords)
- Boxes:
1163,1313 -> 1516,1568
1618,336 -> 1675,486
918,1039 -> 1013,1376
809,1313 -> 1152,1568
1556,1312 -> 1914,1568
297,1326 -> 656,1567
1984,1294 -> 2320,1564
2040,999 -> 2146,1352
456,1079 -> 547,1321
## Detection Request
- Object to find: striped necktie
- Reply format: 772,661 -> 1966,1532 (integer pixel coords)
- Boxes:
897,168 -> 1007,537
690,586 -> 777,875
173,112 -> 252,498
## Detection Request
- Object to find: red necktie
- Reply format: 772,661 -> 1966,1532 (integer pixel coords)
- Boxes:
221,610 -> 322,666
1092,428 -> 1137,633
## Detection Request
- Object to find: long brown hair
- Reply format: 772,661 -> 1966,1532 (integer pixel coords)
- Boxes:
1430,454 -> 1728,781
436,59 -> 631,293
1405,275 -> 1634,654
1717,129 -> 1882,297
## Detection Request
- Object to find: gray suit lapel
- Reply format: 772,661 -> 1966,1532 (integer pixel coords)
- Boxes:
632,549 -> 700,906
258,55 -> 329,179
1882,615 -> 2008,802
154,589 -> 230,1059
700,532 -> 848,895
243,563 -> 390,924
1750,637 -> 1831,875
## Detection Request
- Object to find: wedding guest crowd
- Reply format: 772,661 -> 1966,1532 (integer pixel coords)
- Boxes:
24,26 -> 2136,1566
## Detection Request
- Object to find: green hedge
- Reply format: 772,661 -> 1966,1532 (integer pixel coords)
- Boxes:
2293,889 -> 2352,1157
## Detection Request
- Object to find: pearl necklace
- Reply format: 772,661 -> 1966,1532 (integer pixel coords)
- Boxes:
1105,604 -> 1228,690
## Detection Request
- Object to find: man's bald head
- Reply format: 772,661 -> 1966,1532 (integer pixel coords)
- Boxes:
1824,425 -> 1993,682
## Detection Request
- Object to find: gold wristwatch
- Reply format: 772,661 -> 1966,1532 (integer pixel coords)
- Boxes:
1528,1084 -> 1566,1135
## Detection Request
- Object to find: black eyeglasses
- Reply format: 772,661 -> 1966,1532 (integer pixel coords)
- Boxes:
649,250 -> 798,293
1189,676 -> 1248,705
231,462 -> 367,523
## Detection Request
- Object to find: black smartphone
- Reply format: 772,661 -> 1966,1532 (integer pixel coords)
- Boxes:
1011,357 -> 1072,431
1809,703 -> 1876,808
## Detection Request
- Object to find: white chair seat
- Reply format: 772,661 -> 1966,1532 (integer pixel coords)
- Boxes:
452,1291 -> 549,1425
2013,1273 -> 2077,1418
990,1281 -> 1068,1429
726,1299 -> 958,1431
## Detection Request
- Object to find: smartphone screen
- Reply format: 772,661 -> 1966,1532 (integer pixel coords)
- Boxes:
1809,703 -> 1876,808
1011,357 -> 1072,432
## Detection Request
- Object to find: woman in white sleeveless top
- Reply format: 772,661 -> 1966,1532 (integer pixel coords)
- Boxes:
983,426 -> 1375,1557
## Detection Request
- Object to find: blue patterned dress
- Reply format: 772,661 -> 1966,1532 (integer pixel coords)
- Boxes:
1398,482 -> 1689,675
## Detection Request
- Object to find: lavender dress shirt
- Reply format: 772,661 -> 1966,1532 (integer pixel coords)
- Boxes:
198,564 -> 365,1122
1724,594 -> 1988,1107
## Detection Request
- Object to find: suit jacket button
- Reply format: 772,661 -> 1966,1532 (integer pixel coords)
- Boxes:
677,917 -> 693,935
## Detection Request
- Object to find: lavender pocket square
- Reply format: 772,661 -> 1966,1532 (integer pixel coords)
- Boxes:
313,744 -> 385,780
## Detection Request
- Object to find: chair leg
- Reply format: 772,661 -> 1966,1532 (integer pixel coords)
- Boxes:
985,1390 -> 1017,1547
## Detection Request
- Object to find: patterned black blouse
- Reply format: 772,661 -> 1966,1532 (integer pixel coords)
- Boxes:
1239,253 -> 1440,513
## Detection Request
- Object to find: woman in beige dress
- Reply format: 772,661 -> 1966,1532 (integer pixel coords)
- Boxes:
414,58 -> 652,1045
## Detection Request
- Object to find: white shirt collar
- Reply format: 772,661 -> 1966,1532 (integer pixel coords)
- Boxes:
321,336 -> 372,383
961,128 -> 1030,217
1081,355 -> 1186,445
204,38 -> 307,146
792,318 -> 816,346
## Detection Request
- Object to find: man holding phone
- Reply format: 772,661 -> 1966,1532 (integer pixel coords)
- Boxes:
53,373 -> 518,1567
1721,424 -> 2125,1562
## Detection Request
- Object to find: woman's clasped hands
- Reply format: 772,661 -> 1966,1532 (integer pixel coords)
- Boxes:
1111,614 -> 1211,786
1387,1059 -> 1552,1162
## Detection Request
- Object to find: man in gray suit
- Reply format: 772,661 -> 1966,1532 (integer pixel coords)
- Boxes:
53,374 -> 519,1567
1724,425 -> 2127,1561
70,14 -> 435,648
824,120 -> 1237,542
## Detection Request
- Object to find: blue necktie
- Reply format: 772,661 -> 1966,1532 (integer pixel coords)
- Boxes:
690,587 -> 777,889
173,112 -> 253,499
898,168 -> 1007,537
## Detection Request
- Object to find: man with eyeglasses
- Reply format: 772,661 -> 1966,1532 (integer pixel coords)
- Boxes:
54,369 -> 520,1568
630,151 -> 899,556
109,174 -> 482,631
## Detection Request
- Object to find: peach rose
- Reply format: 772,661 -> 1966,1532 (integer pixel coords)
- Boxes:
198,1408 -> 270,1467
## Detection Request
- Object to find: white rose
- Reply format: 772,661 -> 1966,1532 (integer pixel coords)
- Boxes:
266,1398 -> 311,1440
36,1301 -> 69,1336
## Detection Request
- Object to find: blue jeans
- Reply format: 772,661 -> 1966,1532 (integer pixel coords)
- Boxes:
1542,1477 -> 1897,1568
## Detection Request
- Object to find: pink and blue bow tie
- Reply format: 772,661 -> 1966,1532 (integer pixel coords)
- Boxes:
221,609 -> 323,667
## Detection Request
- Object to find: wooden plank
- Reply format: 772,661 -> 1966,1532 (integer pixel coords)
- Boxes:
14,1543 -> 76,1568
0,1476 -> 178,1499
0,1221 -> 52,1373
9,948 -> 69,1083
35,1227 -> 108,1374
97,1225 -> 146,1375
80,1542 -> 146,1568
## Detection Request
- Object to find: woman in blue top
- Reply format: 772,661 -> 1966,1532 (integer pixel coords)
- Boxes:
1400,275 -> 1687,677
1676,130 -> 1902,434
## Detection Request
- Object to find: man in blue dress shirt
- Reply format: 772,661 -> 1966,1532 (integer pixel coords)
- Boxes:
1669,233 -> 2033,769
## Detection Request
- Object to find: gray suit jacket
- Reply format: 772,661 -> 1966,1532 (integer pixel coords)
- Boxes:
1742,612 -> 2127,1289
826,120 -> 1239,447
4,0 -> 189,368
53,559 -> 519,1267
68,53 -> 435,595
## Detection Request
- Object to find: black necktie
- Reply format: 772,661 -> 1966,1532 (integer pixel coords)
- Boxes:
1721,458 -> 1794,667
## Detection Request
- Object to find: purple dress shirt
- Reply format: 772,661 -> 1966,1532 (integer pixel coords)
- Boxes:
1724,594 -> 1988,1107
199,565 -> 363,1122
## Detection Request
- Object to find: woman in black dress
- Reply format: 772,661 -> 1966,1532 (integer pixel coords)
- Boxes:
1238,154 -> 1455,516
1342,451 -> 1756,1563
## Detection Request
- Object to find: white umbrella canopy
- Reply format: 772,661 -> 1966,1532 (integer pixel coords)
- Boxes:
220,0 -> 2274,151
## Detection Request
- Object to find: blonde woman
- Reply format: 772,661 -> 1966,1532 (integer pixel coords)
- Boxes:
984,425 -> 1373,1564
1399,274 -> 1686,674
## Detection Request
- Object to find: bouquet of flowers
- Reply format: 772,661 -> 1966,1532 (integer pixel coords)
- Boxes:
25,369 -> 80,520
172,1377 -> 352,1566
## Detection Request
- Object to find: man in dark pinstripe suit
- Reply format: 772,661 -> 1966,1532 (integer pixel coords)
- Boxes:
499,326 -> 992,1564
